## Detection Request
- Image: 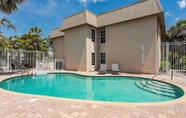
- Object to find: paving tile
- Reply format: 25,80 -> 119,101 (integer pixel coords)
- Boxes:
122,111 -> 132,117
140,111 -> 149,116
167,112 -> 176,118
139,115 -> 149,118
158,114 -> 167,118
6,113 -> 18,118
176,113 -> 186,118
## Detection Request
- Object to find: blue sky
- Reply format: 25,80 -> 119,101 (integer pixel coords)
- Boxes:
0,0 -> 186,38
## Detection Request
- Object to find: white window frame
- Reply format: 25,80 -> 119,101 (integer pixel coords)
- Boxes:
92,52 -> 95,66
100,52 -> 106,64
100,29 -> 105,44
92,28 -> 96,68
92,29 -> 96,43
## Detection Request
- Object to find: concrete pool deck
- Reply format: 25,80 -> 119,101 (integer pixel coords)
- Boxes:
0,70 -> 186,118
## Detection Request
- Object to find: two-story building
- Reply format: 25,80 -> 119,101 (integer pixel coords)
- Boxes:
50,0 -> 165,74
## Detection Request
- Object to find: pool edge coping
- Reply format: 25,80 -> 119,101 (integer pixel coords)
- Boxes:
0,71 -> 186,107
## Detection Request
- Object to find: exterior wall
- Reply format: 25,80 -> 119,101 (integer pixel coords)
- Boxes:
50,28 -> 64,39
105,16 -> 158,74
52,0 -> 165,73
61,24 -> 99,72
86,25 -> 92,72
95,29 -> 100,70
64,25 -> 88,71
53,36 -> 65,59
86,11 -> 97,27
97,29 -> 106,70
85,25 -> 98,72
61,11 -> 86,31
54,16 -> 161,74
60,10 -> 97,31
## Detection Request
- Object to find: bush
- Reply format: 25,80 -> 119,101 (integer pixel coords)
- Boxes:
160,60 -> 171,71
183,65 -> 186,70
174,62 -> 184,69
182,55 -> 186,63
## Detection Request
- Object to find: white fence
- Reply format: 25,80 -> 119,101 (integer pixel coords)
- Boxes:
35,59 -> 64,70
0,49 -> 66,72
161,41 -> 186,77
0,49 -> 55,71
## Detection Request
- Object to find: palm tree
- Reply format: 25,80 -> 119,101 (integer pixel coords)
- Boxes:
28,27 -> 43,51
0,35 -> 13,49
0,0 -> 26,14
166,20 -> 186,42
0,17 -> 16,33
13,27 -> 49,51
0,26 -> 50,52
14,38 -> 32,50
43,35 -> 53,51
28,27 -> 42,38
13,35 -> 34,50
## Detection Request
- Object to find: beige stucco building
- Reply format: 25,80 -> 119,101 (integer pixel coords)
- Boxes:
50,0 -> 165,74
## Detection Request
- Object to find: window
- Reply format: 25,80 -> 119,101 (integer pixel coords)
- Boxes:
100,30 -> 105,43
92,29 -> 95,42
92,53 -> 95,66
100,53 -> 106,64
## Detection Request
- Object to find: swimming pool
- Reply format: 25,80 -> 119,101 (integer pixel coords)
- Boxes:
0,73 -> 184,102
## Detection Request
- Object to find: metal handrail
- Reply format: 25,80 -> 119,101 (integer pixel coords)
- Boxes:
145,67 -> 167,86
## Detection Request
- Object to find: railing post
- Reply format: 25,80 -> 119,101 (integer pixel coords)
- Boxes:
7,50 -> 9,70
20,50 -> 22,64
54,59 -> 56,70
36,51 -> 38,69
42,52 -> 44,69
166,42 -> 170,75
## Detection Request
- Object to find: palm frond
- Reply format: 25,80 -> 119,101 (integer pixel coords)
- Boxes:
0,0 -> 26,14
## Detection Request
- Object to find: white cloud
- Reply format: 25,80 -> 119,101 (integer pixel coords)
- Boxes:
175,17 -> 180,21
165,11 -> 172,17
78,0 -> 106,7
18,0 -> 75,20
177,0 -> 186,9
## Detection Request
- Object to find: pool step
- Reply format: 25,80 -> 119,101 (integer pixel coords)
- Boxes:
135,80 -> 183,98
149,81 -> 173,88
145,80 -> 183,98
140,81 -> 176,94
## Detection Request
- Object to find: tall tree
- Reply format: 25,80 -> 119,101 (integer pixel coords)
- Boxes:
0,35 -> 13,49
166,20 -> 186,42
0,17 -> 16,33
43,35 -> 53,51
28,27 -> 43,50
0,0 -> 26,14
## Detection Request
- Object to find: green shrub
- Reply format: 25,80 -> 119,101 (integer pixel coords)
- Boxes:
182,55 -> 186,63
160,60 -> 171,71
183,65 -> 186,70
174,62 -> 184,69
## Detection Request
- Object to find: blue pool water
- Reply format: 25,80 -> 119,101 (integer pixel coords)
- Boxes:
0,73 -> 184,102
